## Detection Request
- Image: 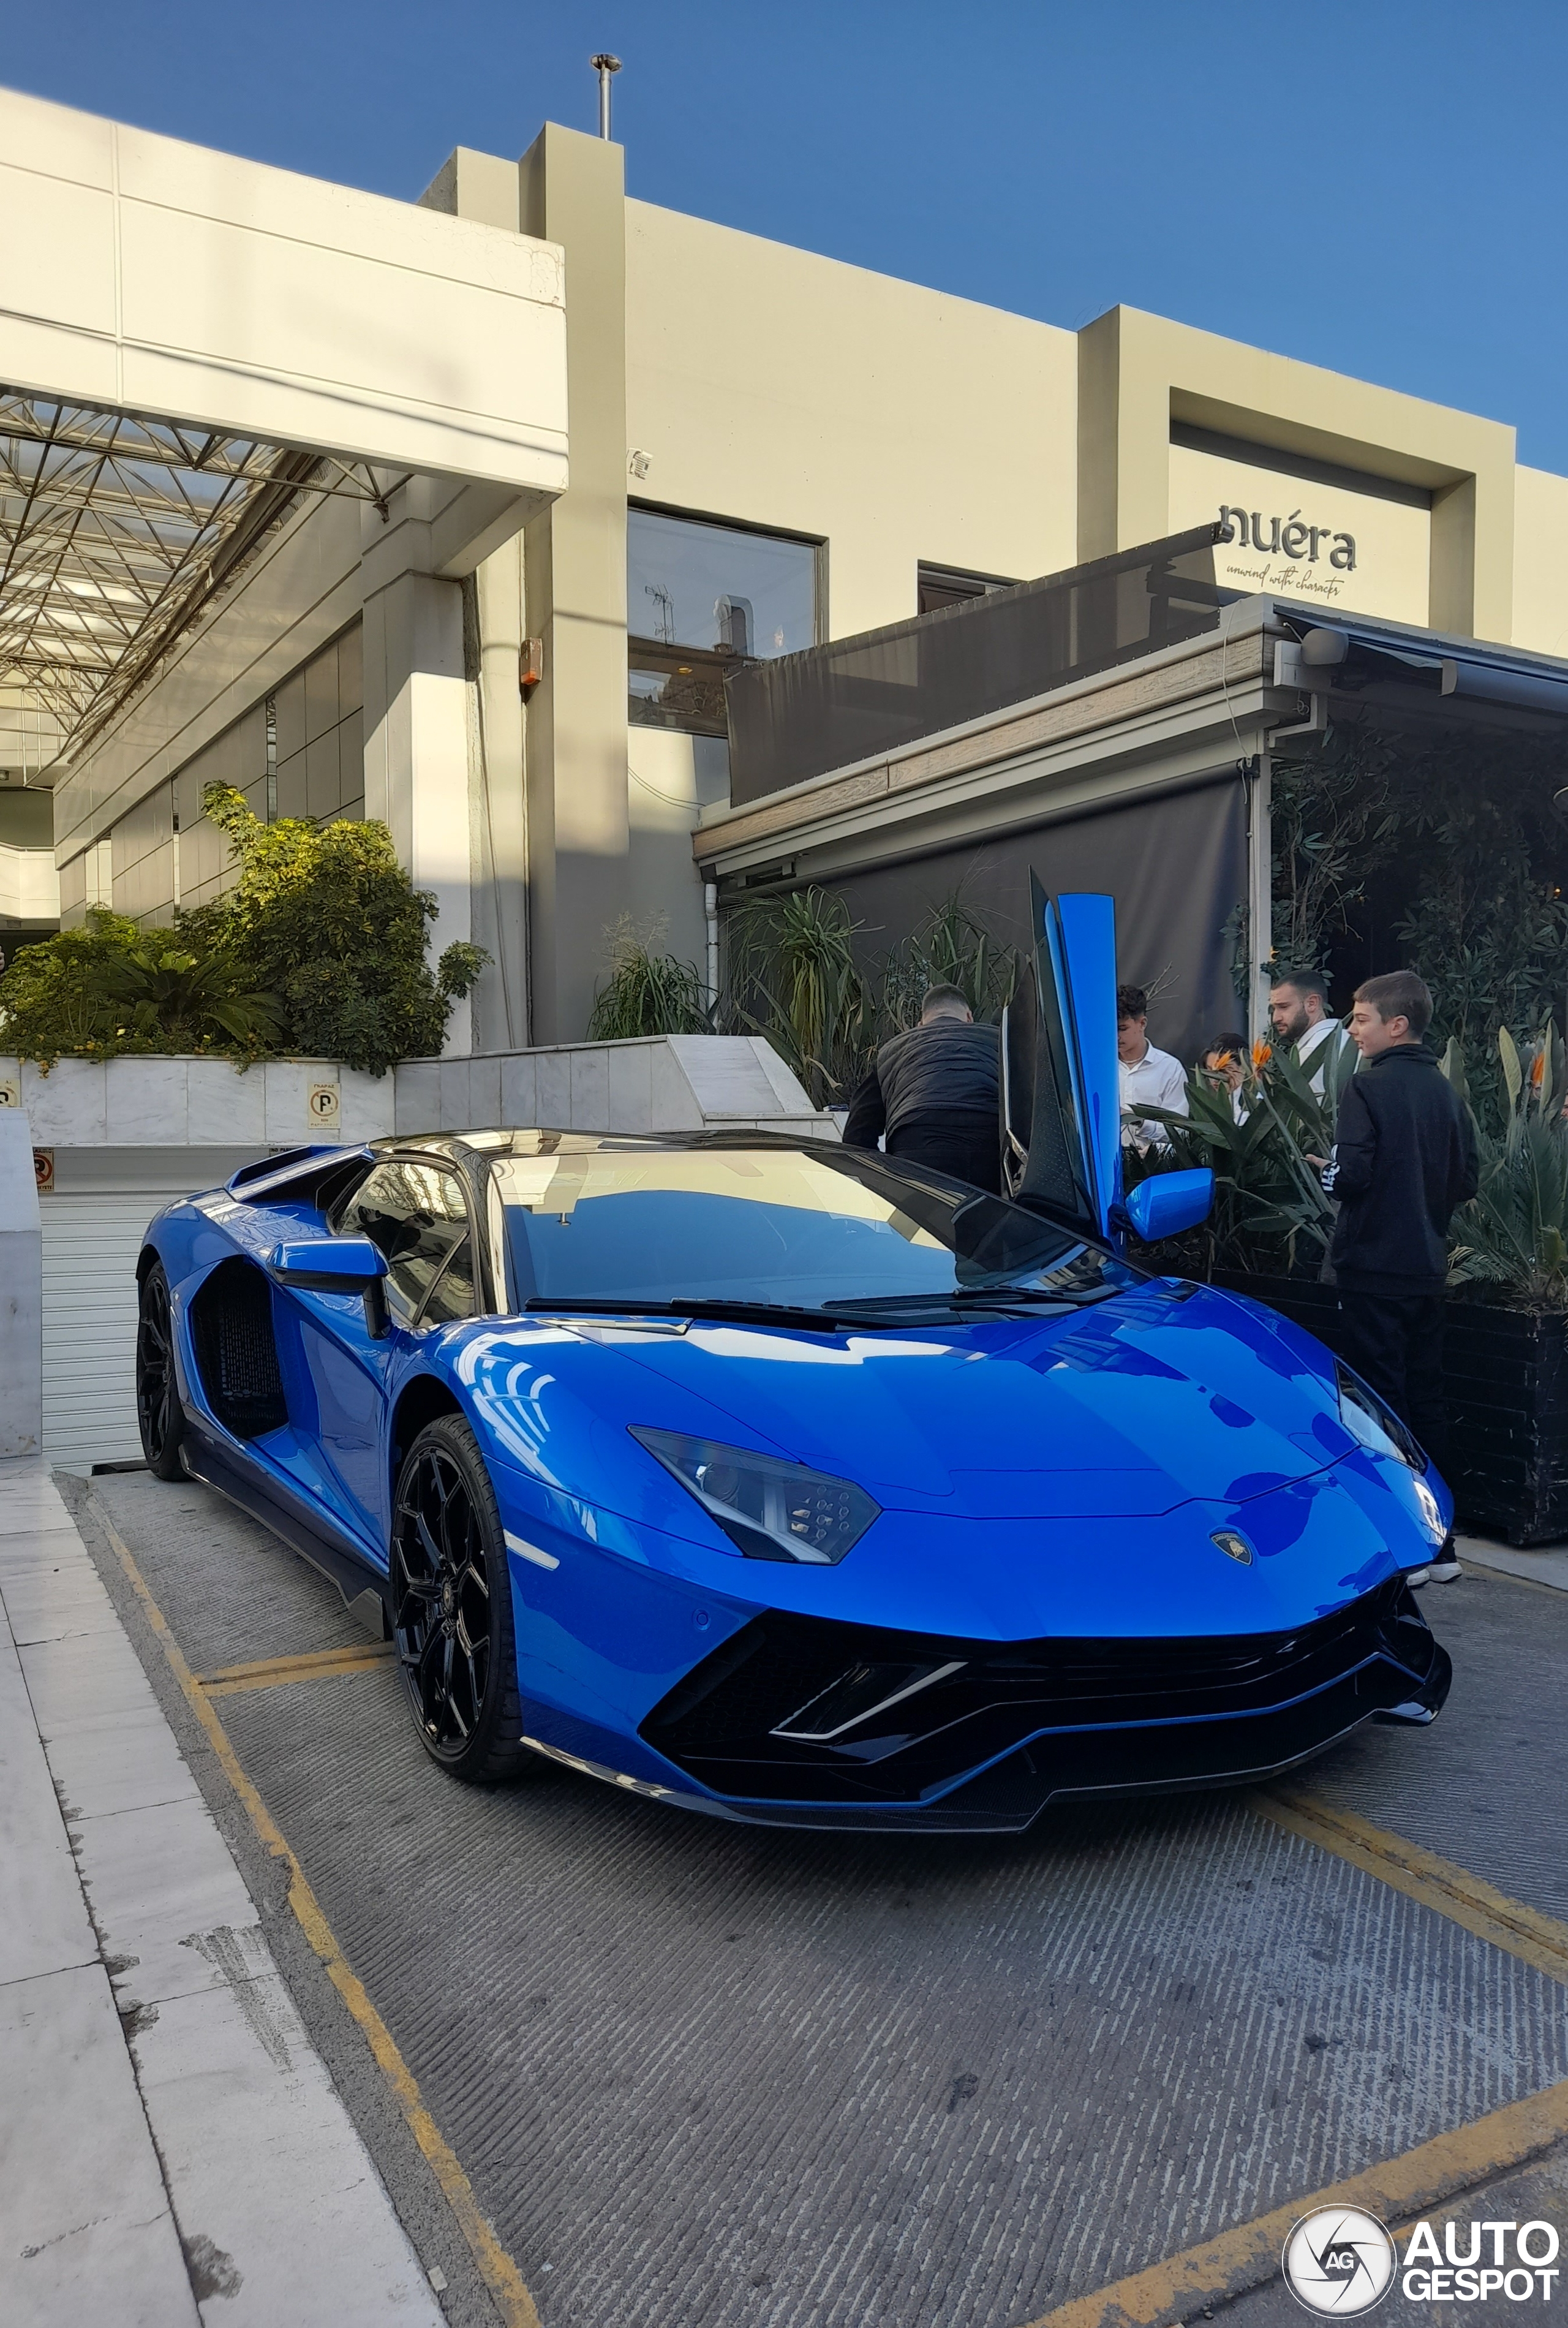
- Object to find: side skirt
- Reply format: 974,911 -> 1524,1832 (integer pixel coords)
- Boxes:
181,1426 -> 388,1637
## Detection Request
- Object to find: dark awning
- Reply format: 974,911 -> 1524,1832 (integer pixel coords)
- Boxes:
1283,614 -> 1568,719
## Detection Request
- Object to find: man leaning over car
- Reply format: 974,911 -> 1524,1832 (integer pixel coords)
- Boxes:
843,984 -> 1001,1192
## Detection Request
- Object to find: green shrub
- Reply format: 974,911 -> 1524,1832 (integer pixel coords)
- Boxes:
0,792 -> 485,1076
190,785 -> 484,1075
0,909 -> 283,1068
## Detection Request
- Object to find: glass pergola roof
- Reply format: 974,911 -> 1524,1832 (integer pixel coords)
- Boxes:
0,390 -> 407,769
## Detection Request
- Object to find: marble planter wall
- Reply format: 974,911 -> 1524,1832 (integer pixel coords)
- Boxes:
0,1107 -> 42,1457
0,1035 -> 834,1151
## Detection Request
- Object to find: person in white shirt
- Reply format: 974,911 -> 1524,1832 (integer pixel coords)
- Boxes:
1269,970 -> 1351,1097
1117,983 -> 1188,1147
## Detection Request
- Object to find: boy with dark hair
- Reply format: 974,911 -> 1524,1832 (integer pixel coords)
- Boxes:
1322,971 -> 1477,1574
1117,983 -> 1186,1148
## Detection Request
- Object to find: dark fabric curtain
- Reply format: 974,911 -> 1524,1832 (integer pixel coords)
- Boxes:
816,776 -> 1248,1071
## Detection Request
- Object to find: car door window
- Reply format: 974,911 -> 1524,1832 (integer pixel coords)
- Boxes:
336,1161 -> 475,1325
420,1234 -> 477,1327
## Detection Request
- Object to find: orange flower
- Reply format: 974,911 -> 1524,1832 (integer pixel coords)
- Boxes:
1251,1040 -> 1272,1070
1531,1049 -> 1547,1089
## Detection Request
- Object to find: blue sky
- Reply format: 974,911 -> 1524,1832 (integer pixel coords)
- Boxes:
10,2 -> 1567,471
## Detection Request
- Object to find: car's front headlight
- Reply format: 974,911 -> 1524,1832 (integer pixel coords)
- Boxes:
1335,1361 -> 1427,1473
1335,1361 -> 1447,1547
630,1427 -> 880,1565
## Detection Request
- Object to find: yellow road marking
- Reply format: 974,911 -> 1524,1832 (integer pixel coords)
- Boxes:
1018,2075 -> 1568,2328
1255,1788 -> 1568,1984
1023,1794 -> 1568,2328
196,1641 -> 394,1697
89,1498 -> 541,2328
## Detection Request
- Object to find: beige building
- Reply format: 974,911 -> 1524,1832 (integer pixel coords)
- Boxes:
5,88 -> 1568,1047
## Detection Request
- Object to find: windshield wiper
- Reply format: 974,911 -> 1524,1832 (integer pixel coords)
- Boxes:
824,1285 -> 1111,1318
524,1295 -> 848,1335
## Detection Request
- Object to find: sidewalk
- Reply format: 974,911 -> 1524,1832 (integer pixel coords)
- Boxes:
1455,1530 -> 1568,1593
0,1458 -> 446,2327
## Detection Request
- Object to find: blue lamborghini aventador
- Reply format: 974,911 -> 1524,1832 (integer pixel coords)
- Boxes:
133,891 -> 1452,1831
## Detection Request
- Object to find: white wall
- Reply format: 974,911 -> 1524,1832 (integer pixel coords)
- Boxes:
1512,467 -> 1568,659
624,202 -> 1079,639
0,844 -> 59,927
624,730 -> 730,972
0,84 -> 567,493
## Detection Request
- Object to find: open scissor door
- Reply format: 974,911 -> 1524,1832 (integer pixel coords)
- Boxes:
999,879 -> 1122,1241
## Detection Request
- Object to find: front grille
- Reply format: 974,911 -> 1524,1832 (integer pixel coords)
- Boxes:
641,1579 -> 1436,1806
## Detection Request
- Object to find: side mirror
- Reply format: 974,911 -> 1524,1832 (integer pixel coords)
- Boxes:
270,1237 -> 390,1337
1121,1168 -> 1214,1243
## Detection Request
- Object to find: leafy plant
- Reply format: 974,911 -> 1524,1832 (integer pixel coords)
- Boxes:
876,890 -> 1019,1033
1136,1037 -> 1354,1278
187,785 -> 486,1075
1,792 -> 486,1076
587,917 -> 709,1038
0,909 -> 282,1068
1447,1025 -> 1568,1309
723,885 -> 873,1105
1270,722 -> 1400,978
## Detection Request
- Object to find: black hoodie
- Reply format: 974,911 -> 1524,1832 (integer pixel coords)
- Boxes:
1323,1045 -> 1478,1294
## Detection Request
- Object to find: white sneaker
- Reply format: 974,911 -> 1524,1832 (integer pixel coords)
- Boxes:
1405,1567 -> 1431,1588
1424,1555 -> 1463,1583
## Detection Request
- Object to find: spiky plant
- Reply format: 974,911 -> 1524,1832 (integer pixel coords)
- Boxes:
587,918 -> 710,1038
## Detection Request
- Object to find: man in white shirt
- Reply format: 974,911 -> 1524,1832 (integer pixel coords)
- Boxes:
1117,983 -> 1188,1147
1269,970 -> 1352,1097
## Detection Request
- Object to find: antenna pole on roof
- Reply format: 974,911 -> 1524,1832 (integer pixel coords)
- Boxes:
591,53 -> 622,140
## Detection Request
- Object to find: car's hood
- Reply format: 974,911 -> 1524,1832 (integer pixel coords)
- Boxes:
595,1281 -> 1356,1518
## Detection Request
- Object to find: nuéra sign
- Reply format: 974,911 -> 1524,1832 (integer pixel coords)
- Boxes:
1218,507 -> 1357,570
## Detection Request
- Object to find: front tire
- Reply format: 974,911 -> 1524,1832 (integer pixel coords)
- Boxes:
135,1262 -> 188,1481
390,1416 -> 529,1784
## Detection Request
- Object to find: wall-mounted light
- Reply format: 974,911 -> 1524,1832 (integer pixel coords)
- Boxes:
519,640 -> 544,697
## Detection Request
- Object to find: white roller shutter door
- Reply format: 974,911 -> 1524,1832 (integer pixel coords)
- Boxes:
41,1192 -> 190,1469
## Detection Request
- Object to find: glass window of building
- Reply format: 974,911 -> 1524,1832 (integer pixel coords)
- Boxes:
916,564 -> 1020,616
628,508 -> 818,734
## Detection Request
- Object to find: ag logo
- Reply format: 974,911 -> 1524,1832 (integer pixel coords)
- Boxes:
1282,2207 -> 1396,2315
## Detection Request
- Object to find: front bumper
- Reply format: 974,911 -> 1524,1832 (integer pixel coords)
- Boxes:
633,1578 -> 1450,1833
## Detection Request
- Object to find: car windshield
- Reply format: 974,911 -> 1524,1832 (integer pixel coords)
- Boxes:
490,1141 -> 1101,1312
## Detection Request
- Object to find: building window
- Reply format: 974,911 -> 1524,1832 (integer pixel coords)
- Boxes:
628,508 -> 818,734
917,563 -> 1019,617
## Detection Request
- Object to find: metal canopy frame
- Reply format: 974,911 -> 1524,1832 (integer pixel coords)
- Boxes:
0,390 -> 408,769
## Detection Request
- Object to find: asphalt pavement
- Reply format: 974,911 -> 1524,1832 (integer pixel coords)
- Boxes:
63,1471 -> 1568,2328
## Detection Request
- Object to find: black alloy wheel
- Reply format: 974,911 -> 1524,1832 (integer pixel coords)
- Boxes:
135,1263 -> 188,1481
390,1415 -> 529,1783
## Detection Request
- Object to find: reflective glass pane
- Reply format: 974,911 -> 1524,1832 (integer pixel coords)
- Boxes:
420,1234 -> 477,1326
494,1144 -> 1082,1309
337,1161 -> 469,1322
628,510 -> 816,659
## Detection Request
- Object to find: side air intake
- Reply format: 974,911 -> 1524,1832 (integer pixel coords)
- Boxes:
189,1260 -> 288,1439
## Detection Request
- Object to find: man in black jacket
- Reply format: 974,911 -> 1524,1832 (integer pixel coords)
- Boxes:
1322,971 -> 1478,1536
842,985 -> 1000,1190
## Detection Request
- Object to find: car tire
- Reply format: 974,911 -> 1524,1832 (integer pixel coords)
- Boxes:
390,1415 -> 532,1785
135,1261 -> 189,1482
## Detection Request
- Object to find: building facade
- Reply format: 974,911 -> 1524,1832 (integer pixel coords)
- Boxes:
10,94 -> 1568,1048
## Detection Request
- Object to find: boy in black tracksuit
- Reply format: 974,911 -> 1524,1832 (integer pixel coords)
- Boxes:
1322,972 -> 1478,1516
